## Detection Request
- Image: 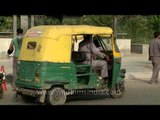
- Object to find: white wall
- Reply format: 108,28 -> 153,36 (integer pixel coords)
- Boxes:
0,38 -> 12,59
142,44 -> 149,55
117,39 -> 131,56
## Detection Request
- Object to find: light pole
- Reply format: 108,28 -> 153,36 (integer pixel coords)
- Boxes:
114,15 -> 117,39
30,15 -> 34,27
13,15 -> 17,38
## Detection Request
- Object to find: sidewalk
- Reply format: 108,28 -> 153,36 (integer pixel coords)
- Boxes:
121,53 -> 152,82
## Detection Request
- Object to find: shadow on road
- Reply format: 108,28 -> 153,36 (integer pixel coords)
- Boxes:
66,92 -> 110,103
5,73 -> 13,86
137,61 -> 152,69
128,74 -> 150,84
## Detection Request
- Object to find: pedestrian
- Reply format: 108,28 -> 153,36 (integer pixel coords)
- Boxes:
149,31 -> 160,84
7,28 -> 23,88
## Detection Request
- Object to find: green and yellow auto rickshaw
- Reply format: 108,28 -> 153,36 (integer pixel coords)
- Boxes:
15,25 -> 126,105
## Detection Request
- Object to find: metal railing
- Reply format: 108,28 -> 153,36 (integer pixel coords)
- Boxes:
0,32 -> 13,38
117,33 -> 128,39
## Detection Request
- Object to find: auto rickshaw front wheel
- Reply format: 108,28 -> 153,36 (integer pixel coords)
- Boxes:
109,82 -> 125,98
47,87 -> 66,105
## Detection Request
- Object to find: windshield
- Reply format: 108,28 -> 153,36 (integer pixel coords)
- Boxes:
93,34 -> 112,51
72,34 -> 113,52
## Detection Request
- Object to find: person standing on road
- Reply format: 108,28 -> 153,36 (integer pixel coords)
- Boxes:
149,31 -> 160,84
7,28 -> 24,88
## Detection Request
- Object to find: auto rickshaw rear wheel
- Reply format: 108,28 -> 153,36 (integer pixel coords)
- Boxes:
109,82 -> 125,98
0,85 -> 4,99
47,87 -> 66,105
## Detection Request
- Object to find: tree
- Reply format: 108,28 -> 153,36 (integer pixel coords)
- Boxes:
1,15 -> 160,44
34,15 -> 61,26
147,15 -> 160,32
81,15 -> 113,27
118,15 -> 150,43
0,16 -> 12,31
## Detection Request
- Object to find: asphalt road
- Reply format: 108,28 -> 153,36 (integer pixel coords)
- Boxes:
1,53 -> 160,105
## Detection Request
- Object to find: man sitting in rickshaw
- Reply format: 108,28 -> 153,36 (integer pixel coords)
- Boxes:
78,34 -> 109,84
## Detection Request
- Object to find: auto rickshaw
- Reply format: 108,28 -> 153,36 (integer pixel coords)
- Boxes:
15,25 -> 126,105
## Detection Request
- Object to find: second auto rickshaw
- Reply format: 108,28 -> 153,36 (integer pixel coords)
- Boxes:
15,25 -> 126,105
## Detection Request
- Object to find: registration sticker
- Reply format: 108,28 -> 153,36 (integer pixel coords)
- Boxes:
25,30 -> 42,37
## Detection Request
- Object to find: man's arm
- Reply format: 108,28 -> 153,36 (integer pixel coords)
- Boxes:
158,40 -> 160,54
9,43 -> 14,51
7,39 -> 14,55
7,44 -> 14,55
148,44 -> 151,61
89,42 -> 106,59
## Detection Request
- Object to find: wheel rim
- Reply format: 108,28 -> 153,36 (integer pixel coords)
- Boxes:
52,89 -> 64,101
115,89 -> 122,95
49,87 -> 66,105
109,82 -> 125,98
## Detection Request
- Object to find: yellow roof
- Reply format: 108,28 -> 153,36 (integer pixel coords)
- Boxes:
24,25 -> 113,39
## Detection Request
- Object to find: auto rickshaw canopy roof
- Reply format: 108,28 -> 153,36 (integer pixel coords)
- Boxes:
19,25 -> 115,63
24,25 -> 113,39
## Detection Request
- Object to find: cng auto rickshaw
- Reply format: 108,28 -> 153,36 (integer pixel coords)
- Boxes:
15,25 -> 126,105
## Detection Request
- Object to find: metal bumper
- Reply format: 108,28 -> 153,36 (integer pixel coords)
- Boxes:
15,87 -> 45,97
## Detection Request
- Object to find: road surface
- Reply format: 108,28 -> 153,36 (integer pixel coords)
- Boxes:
0,54 -> 159,105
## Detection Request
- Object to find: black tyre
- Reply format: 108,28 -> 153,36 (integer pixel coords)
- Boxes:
109,82 -> 125,98
47,87 -> 66,105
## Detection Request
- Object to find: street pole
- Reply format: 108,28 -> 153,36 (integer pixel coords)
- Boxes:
13,15 -> 17,38
114,15 -> 117,40
30,15 -> 34,27
20,15 -> 29,34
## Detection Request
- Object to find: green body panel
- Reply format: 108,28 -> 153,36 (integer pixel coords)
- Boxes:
108,57 -> 123,88
16,61 -> 99,90
16,61 -> 76,89
16,57 -> 124,90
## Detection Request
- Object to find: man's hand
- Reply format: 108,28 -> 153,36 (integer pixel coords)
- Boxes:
92,54 -> 97,60
7,49 -> 13,55
105,56 -> 110,62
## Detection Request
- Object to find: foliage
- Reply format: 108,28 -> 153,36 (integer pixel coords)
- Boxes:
34,15 -> 61,25
118,15 -> 151,44
0,16 -> 12,31
81,15 -> 113,27
1,15 -> 160,44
